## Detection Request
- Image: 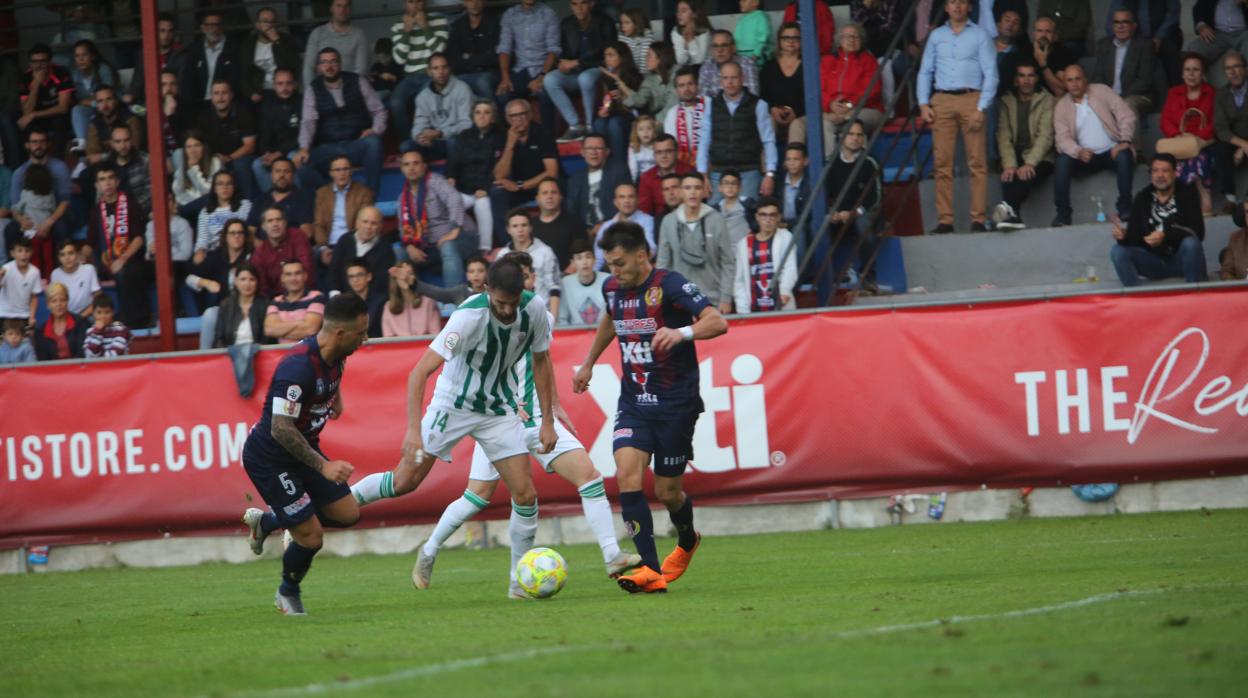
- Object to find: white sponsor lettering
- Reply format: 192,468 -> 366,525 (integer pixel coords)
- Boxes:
620,340 -> 653,365
1014,328 -> 1247,441
2,423 -> 248,482
613,318 -> 658,335
579,353 -> 775,476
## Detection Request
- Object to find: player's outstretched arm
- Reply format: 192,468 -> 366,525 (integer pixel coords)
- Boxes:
652,305 -> 729,353
531,350 -> 558,453
402,348 -> 446,464
572,312 -> 617,394
272,415 -> 354,483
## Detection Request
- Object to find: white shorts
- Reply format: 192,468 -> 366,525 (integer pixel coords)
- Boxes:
468,420 -> 584,481
421,406 -> 529,463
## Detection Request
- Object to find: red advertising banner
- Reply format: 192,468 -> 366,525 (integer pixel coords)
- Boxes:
2,288 -> 1247,546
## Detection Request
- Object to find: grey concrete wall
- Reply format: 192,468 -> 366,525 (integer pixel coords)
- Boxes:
4,476 -> 1244,574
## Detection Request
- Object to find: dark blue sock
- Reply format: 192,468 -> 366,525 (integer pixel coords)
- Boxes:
279,541 -> 321,596
260,512 -> 280,535
669,495 -> 696,551
619,490 -> 660,572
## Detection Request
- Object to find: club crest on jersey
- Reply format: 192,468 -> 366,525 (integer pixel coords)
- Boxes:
645,286 -> 663,307
444,331 -> 461,350
285,385 -> 302,402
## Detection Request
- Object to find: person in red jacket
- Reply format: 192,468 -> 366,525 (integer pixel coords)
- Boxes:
1160,53 -> 1216,216
637,133 -> 694,219
783,0 -> 836,56
819,23 -> 885,153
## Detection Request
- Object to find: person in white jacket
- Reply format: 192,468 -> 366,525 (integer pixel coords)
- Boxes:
733,197 -> 797,313
496,207 -> 561,319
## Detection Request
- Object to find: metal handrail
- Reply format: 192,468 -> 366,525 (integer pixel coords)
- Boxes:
770,0 -> 922,302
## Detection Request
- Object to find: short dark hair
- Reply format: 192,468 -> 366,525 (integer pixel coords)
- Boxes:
270,155 -> 294,171
487,259 -> 526,295
94,84 -> 116,97
323,292 -> 369,325
158,11 -> 176,25
93,293 -> 115,311
280,258 -> 305,271
655,133 -> 676,147
501,250 -> 533,272
583,132 -> 608,149
674,65 -> 700,82
428,51 -> 449,66
506,207 -> 531,225
95,163 -> 120,180
1150,152 -> 1178,169
28,43 -> 51,59
718,168 -> 741,183
660,172 -> 684,184
57,239 -> 80,254
318,46 -> 342,61
755,196 -> 781,212
785,142 -> 808,157
345,257 -> 370,273
210,77 -> 233,91
569,238 -> 594,257
599,221 -> 649,254
11,236 -> 32,250
465,253 -> 488,270
261,205 -> 287,222
681,173 -> 704,185
537,177 -> 561,193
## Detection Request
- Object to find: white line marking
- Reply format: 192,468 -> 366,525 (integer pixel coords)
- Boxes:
828,589 -> 1165,639
226,645 -> 602,697
224,588 -> 1180,697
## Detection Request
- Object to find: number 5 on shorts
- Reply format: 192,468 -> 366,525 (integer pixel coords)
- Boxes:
432,411 -> 449,433
279,472 -> 296,495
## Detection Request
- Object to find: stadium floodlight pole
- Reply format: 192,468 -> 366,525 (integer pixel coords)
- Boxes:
140,0 -> 176,352
796,0 -> 828,298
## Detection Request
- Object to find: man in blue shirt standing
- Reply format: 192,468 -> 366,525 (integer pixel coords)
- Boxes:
918,0 -> 998,233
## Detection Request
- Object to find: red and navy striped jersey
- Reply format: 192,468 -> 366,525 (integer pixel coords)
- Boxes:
248,335 -> 344,461
746,234 -> 777,312
603,268 -> 711,415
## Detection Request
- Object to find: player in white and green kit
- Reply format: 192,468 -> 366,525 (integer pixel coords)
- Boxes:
411,251 -> 640,590
351,259 -> 558,598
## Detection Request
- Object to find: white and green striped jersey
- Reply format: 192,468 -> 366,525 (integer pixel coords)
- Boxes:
429,291 -> 552,416
509,307 -> 556,428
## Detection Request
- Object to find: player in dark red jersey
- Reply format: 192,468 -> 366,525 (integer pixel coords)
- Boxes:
573,222 -> 728,593
239,294 -> 370,615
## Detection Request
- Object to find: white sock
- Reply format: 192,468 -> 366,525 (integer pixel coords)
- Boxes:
508,499 -> 538,583
578,477 -> 620,563
424,490 -> 488,556
350,472 -> 396,506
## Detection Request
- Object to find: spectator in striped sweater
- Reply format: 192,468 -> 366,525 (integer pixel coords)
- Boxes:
264,259 -> 325,343
390,0 -> 451,148
82,294 -> 131,358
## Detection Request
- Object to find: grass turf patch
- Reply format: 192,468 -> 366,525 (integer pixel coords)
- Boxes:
2,509 -> 1245,697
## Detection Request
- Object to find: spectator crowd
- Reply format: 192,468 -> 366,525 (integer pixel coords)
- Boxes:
1,0 -> 1246,364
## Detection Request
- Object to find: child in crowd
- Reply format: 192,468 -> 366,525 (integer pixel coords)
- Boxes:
369,37 -> 403,94
9,163 -> 58,278
410,253 -> 489,306
0,318 -> 35,363
713,169 -> 757,245
82,294 -> 131,358
734,0 -> 774,61
733,197 -> 797,314
558,238 -> 610,326
49,240 -> 101,317
0,236 -> 43,328
628,114 -> 658,182
619,8 -> 655,74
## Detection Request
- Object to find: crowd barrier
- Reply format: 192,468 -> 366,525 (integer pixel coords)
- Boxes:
2,286 -> 1247,547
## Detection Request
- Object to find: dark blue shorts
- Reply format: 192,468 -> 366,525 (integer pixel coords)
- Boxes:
242,439 -> 351,528
611,409 -> 697,477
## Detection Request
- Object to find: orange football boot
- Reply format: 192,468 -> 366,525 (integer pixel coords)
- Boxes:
662,532 -> 701,583
616,565 -> 668,594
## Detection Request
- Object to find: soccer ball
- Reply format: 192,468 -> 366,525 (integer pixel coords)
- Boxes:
515,547 -> 568,599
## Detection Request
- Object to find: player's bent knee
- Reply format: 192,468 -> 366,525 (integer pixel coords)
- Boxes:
467,478 -> 498,499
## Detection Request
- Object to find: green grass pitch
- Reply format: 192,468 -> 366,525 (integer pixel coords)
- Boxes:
2,509 -> 1246,697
